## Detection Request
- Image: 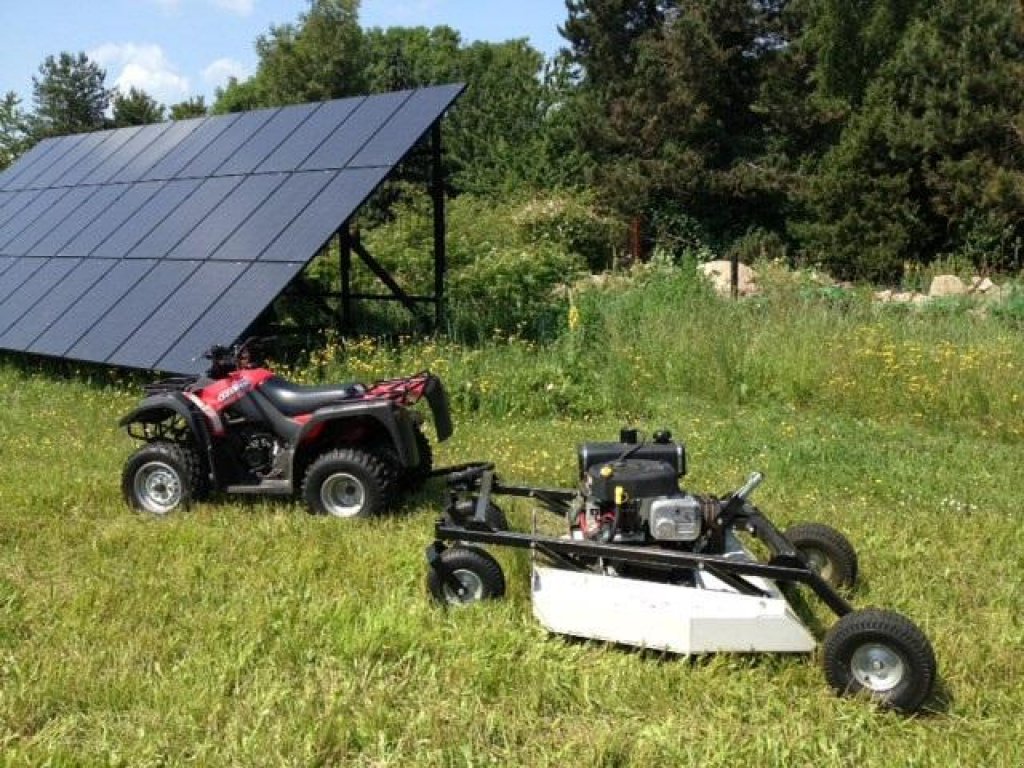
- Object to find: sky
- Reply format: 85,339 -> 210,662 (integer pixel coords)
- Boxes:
0,1 -> 567,110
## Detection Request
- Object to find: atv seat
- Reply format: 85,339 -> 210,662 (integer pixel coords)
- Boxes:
259,376 -> 365,417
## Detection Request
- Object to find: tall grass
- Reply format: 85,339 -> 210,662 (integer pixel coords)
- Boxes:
299,264 -> 1024,442
1,265 -> 1022,765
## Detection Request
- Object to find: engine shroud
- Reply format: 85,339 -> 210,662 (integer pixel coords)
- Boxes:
585,459 -> 680,504
579,441 -> 685,477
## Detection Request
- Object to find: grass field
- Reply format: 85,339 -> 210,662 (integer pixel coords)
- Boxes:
1,269 -> 1023,766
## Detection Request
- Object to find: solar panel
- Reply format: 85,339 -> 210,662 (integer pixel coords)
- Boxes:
0,83 -> 464,372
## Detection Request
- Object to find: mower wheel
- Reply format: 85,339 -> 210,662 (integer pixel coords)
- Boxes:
784,522 -> 858,590
822,609 -> 936,713
427,546 -> 505,606
122,441 -> 201,515
454,499 -> 509,531
303,449 -> 395,518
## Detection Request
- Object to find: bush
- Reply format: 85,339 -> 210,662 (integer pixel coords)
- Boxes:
511,193 -> 624,272
363,193 -> 591,341
447,242 -> 584,342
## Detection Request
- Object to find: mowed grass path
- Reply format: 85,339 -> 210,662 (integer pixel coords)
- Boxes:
0,347 -> 1022,765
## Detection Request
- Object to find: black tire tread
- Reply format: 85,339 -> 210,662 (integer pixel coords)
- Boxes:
784,521 -> 859,589
427,546 -> 506,605
822,608 -> 936,713
121,440 -> 201,514
302,448 -> 396,517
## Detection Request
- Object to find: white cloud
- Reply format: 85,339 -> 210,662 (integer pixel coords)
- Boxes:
202,57 -> 250,88
148,0 -> 253,16
212,0 -> 255,16
89,43 -> 190,106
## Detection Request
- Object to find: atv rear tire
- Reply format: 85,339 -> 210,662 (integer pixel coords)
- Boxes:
822,609 -> 936,713
784,522 -> 859,590
303,449 -> 394,518
122,441 -> 201,515
427,546 -> 505,606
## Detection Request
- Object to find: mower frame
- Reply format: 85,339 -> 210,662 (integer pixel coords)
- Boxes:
426,464 -> 853,618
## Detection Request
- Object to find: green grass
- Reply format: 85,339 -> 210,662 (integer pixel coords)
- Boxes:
1,271 -> 1023,766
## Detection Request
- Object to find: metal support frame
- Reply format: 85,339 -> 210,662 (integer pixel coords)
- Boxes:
431,122 -> 446,330
331,120 -> 448,334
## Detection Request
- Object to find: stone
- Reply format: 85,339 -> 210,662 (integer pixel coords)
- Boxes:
698,260 -> 758,297
928,274 -> 966,297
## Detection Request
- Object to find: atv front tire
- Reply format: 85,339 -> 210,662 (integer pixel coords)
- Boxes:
822,609 -> 936,713
427,546 -> 505,606
303,449 -> 394,518
122,441 -> 201,515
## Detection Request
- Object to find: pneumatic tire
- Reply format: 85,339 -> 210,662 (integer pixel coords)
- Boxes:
122,441 -> 201,516
784,522 -> 859,590
427,546 -> 505,606
302,449 -> 395,518
823,609 -> 936,713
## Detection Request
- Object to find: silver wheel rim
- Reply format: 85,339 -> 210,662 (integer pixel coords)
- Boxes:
134,461 -> 182,515
851,642 -> 905,692
803,546 -> 834,583
442,569 -> 484,604
320,472 -> 367,517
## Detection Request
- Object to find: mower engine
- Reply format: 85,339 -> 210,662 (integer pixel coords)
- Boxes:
574,431 -> 716,548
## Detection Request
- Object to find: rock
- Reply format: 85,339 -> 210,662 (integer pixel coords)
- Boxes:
698,260 -> 758,297
874,289 -> 893,302
928,274 -> 966,297
975,277 -> 996,295
890,291 -> 917,303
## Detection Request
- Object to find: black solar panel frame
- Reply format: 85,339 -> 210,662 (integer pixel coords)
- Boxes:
0,83 -> 464,373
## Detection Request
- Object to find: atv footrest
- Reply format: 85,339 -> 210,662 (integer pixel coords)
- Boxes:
224,480 -> 292,495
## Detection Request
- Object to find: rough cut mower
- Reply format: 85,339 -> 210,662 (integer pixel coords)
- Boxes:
425,429 -> 937,713
120,340 -> 451,518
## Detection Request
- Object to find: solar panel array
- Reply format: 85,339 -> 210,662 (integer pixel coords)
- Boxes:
0,83 -> 463,373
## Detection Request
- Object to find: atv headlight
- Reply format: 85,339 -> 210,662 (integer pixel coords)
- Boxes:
648,496 -> 702,541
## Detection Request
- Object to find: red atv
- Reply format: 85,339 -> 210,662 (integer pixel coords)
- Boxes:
120,341 -> 451,518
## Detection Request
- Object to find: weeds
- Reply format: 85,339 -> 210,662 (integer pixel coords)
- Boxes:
0,264 -> 1022,765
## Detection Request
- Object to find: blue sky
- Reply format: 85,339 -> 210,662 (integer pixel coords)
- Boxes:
0,1 -> 567,109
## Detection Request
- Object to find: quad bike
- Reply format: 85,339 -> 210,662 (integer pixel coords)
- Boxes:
425,429 -> 937,713
120,340 -> 451,518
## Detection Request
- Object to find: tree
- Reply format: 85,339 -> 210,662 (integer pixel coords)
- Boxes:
561,0 -> 789,249
169,96 -> 207,120
795,0 -> 1024,278
112,87 -> 165,126
0,91 -> 32,170
215,0 -> 365,110
31,51 -> 110,137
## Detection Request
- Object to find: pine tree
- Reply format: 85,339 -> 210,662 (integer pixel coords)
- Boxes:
0,92 -> 32,170
796,0 -> 1024,278
112,87 -> 165,126
169,96 -> 207,120
31,52 -> 110,137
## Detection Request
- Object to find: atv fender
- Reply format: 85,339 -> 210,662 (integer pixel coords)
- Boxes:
422,374 -> 452,442
292,399 -> 421,469
119,392 -> 217,486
